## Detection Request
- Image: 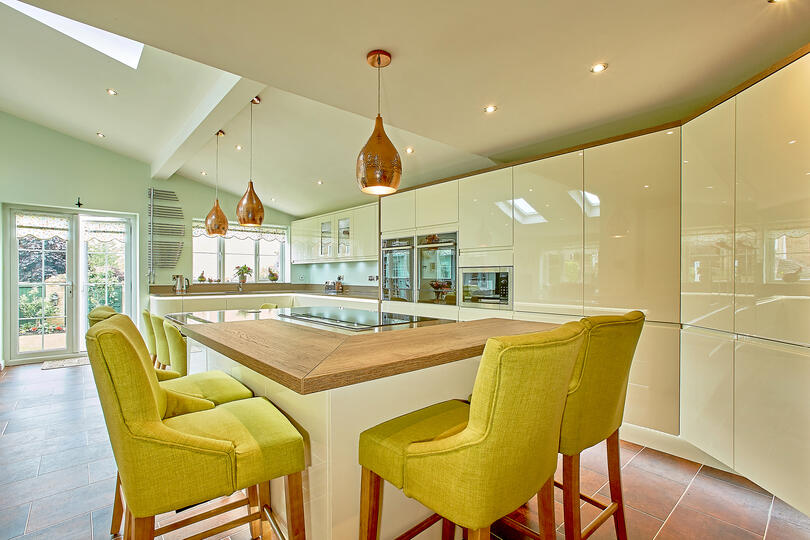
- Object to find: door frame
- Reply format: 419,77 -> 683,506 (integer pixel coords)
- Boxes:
3,204 -> 138,365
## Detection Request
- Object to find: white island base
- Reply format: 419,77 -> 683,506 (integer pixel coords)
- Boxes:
195,339 -> 480,540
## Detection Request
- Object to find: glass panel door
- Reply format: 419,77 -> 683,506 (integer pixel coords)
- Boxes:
320,219 -> 333,257
337,216 -> 351,257
13,212 -> 72,357
79,217 -> 131,346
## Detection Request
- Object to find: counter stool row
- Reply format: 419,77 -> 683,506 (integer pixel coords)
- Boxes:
85,306 -> 643,540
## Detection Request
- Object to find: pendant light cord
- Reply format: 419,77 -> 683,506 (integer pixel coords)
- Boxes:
377,53 -> 381,116
249,101 -> 254,182
215,132 -> 219,200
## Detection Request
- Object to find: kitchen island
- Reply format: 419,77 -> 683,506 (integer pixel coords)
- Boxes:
167,307 -> 558,540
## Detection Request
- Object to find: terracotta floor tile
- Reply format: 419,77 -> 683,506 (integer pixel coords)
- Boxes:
498,493 -> 565,537
26,477 -> 116,532
596,464 -> 686,520
579,439 -> 642,476
679,473 -> 772,536
11,513 -> 92,540
578,501 -> 663,540
766,517 -> 810,540
0,503 -> 30,540
553,460 -> 608,503
770,497 -> 810,530
657,504 -> 761,540
700,465 -> 771,496
626,448 -> 700,485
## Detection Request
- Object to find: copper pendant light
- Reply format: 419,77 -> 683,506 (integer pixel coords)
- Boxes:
357,50 -> 401,195
205,130 -> 229,236
236,96 -> 264,226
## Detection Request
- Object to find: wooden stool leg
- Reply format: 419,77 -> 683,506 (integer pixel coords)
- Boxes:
111,473 -> 124,536
607,431 -> 628,540
247,485 -> 262,539
359,467 -> 383,540
467,526 -> 490,540
462,528 -> 468,539
562,453 -> 582,540
257,480 -> 273,539
442,517 -> 455,540
130,515 -> 154,540
123,508 -> 133,540
538,476 -> 556,540
285,472 -> 307,540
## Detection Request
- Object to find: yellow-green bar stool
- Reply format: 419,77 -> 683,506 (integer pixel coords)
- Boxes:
260,302 -> 278,310
149,312 -> 171,370
86,314 -> 307,540
88,305 -> 117,327
141,309 -> 159,368
358,322 -> 587,540
162,319 -> 188,376
557,311 -> 644,540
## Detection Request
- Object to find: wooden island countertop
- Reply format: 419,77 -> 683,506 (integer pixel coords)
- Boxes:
174,312 -> 559,394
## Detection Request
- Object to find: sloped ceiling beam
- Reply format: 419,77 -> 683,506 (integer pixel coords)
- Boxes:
151,74 -> 265,179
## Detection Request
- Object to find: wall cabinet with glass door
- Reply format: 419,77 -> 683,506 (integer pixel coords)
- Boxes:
290,203 -> 378,263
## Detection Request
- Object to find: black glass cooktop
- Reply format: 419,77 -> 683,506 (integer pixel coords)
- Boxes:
277,307 -> 433,331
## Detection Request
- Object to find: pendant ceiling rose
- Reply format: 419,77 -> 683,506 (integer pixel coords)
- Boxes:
357,49 -> 402,196
205,129 -> 229,236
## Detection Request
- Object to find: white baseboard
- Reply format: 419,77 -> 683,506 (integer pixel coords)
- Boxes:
620,423 -> 734,473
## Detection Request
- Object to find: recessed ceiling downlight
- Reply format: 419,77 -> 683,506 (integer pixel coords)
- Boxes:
590,63 -> 608,73
96,132 -> 105,138
484,105 -> 498,113
106,88 -> 118,96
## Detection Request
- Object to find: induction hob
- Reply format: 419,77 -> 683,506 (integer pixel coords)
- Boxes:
277,307 -> 434,331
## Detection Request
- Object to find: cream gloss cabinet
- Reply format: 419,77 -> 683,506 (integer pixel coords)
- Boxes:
352,203 -> 379,260
681,100 -> 736,333
734,336 -> 810,514
380,190 -> 415,233
513,151 -> 584,316
458,168 -> 513,250
583,129 -> 681,323
680,326 -> 734,467
735,53 -> 810,347
290,217 -> 319,264
415,180 -> 458,229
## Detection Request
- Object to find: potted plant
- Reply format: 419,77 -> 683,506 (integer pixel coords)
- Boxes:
235,265 -> 253,284
268,268 -> 279,282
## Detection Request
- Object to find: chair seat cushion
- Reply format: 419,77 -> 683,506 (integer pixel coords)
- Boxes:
160,370 -> 253,405
164,397 -> 305,488
359,400 -> 470,489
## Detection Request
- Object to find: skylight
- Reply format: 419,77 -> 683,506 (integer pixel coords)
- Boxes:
1,0 -> 144,69
568,190 -> 601,217
495,199 -> 548,225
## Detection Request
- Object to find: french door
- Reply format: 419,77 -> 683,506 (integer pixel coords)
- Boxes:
8,209 -> 134,362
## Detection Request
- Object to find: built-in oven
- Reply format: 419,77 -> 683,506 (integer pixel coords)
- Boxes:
381,236 -> 414,302
416,232 -> 457,305
460,266 -> 512,309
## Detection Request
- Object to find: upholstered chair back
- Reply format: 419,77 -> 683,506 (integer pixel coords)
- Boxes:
163,320 -> 188,376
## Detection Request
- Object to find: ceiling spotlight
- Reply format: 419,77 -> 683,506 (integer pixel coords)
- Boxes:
667,131 -> 674,135
271,198 -> 276,202
590,63 -> 608,73
767,0 -> 783,3
643,185 -> 650,189
105,88 -> 118,96
96,132 -> 105,138
235,144 -> 243,151
788,140 -> 797,144
200,170 -> 207,176
317,180 -> 324,185
405,147 -> 414,154
484,105 -> 498,113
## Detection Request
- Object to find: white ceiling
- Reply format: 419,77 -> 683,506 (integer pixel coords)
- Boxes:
178,87 -> 493,216
5,0 -> 810,217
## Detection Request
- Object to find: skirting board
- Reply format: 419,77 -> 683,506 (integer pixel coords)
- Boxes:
620,422 -> 734,473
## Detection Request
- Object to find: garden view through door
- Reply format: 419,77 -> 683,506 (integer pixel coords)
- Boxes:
12,210 -> 133,361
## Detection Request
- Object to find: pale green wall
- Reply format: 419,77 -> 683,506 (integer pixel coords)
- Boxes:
0,110 -> 294,364
291,260 -> 379,286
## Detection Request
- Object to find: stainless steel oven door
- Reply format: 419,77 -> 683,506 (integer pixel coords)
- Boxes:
459,266 -> 512,310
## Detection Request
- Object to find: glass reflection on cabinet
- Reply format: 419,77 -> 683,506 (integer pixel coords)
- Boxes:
320,220 -> 333,257
382,236 -> 413,302
338,217 -> 351,257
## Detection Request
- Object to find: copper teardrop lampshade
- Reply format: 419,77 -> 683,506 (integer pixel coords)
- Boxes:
205,198 -> 229,235
356,115 -> 402,195
236,181 -> 264,226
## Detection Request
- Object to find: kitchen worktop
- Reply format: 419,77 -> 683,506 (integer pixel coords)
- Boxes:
171,308 -> 557,394
149,289 -> 380,300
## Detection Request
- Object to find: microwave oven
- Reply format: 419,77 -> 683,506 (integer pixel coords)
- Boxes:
460,266 -> 512,310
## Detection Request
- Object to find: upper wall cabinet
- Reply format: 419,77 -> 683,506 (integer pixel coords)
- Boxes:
290,203 -> 378,264
381,191 -> 415,233
681,100 -> 736,333
583,129 -> 681,322
459,168 -> 513,250
735,54 -> 810,347
513,152 -> 584,316
415,180 -> 458,229
352,203 -> 379,260
290,217 -> 319,263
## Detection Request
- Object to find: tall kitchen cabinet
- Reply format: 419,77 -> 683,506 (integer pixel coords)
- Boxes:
513,151 -> 583,316
584,129 -> 681,435
459,169 -> 513,250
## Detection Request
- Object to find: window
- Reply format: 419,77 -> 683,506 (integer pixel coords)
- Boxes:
192,220 -> 287,283
769,228 -> 809,282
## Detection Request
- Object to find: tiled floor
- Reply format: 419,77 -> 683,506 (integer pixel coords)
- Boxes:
1,363 -> 809,540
